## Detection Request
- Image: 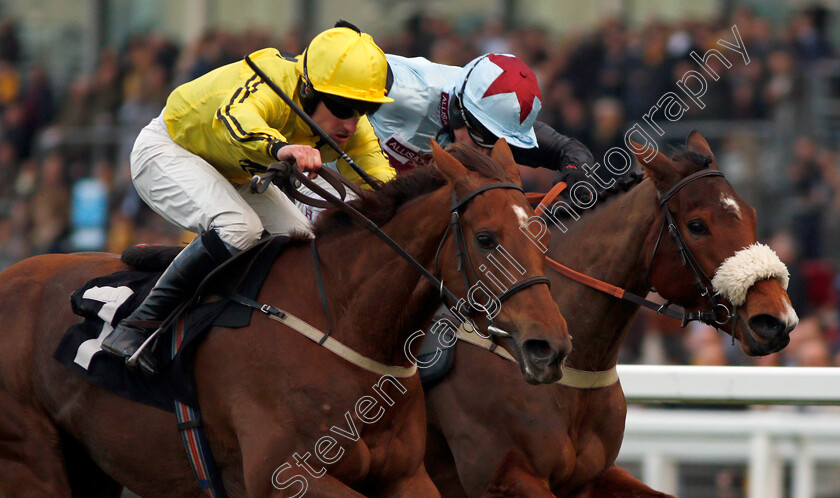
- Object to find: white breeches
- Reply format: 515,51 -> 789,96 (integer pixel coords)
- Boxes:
293,165 -> 359,223
130,116 -> 313,251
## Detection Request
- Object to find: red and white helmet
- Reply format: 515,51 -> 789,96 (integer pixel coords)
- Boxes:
451,53 -> 542,149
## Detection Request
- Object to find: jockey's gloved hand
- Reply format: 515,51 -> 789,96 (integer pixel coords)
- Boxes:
558,165 -> 588,187
558,164 -> 587,187
558,165 -> 592,204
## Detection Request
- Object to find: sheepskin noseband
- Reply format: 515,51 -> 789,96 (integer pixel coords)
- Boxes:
711,243 -> 789,307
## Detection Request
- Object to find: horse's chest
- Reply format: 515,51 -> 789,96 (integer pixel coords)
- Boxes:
545,387 -> 627,490
290,372 -> 426,484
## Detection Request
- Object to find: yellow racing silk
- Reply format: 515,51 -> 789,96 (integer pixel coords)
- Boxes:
163,48 -> 394,185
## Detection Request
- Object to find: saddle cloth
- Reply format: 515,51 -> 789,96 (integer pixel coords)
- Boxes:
53,236 -> 289,411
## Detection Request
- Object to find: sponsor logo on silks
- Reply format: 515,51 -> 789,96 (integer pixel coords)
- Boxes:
383,134 -> 424,173
440,92 -> 450,127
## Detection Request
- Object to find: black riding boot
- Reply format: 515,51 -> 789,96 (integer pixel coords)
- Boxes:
101,230 -> 233,375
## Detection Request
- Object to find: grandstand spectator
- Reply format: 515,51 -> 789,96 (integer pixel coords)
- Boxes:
787,136 -> 832,260
0,59 -> 19,109
29,152 -> 70,254
0,19 -> 20,64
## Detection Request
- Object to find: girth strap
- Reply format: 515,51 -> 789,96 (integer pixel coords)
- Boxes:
227,293 -> 417,378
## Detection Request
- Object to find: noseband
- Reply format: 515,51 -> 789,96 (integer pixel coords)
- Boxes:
435,182 -> 551,336
646,169 -> 737,328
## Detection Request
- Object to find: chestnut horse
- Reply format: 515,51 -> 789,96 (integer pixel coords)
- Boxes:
424,132 -> 798,497
0,141 -> 570,497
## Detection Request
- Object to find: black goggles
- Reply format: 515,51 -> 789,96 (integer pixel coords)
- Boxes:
459,101 -> 498,149
321,93 -> 382,119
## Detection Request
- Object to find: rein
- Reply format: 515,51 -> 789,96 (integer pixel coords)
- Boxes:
244,55 -> 383,190
535,170 -> 735,329
239,162 -> 551,374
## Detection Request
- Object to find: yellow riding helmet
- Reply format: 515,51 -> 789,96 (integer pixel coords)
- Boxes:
298,26 -> 393,104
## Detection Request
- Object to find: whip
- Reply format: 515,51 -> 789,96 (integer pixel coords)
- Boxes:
244,55 -> 382,191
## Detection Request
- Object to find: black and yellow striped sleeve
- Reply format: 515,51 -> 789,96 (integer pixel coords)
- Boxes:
214,59 -> 295,164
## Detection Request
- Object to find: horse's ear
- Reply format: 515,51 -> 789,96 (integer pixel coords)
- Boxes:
685,130 -> 718,169
491,138 -> 522,185
629,140 -> 680,193
431,140 -> 468,184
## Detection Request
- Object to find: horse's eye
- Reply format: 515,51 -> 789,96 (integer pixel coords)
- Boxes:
687,220 -> 708,235
475,232 -> 497,249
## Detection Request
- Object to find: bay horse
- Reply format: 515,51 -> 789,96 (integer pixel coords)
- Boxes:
0,141 -> 570,497
423,131 -> 798,497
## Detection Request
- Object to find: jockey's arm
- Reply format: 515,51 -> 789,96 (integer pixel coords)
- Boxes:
216,93 -> 293,166
511,121 -> 595,171
215,52 -> 303,167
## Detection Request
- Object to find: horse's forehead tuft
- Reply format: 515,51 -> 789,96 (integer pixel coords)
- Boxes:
512,205 -> 529,225
719,193 -> 742,219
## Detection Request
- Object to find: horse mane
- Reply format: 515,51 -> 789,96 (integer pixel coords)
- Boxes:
313,143 -> 509,235
548,145 -> 713,221
546,172 -> 645,220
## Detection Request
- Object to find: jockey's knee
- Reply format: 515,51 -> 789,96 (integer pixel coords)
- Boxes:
216,220 -> 264,252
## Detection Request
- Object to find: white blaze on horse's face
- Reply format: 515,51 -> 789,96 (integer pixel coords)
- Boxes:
512,205 -> 529,225
720,193 -> 742,219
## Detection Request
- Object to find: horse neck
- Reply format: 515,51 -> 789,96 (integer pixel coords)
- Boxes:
308,187 -> 453,366
550,180 -> 661,371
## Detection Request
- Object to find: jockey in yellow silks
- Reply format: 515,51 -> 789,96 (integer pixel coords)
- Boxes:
102,23 -> 394,374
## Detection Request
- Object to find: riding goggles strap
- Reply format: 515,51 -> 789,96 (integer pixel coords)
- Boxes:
453,54 -> 499,149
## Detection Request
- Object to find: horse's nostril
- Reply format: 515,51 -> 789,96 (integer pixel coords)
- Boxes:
748,314 -> 786,339
522,339 -> 556,366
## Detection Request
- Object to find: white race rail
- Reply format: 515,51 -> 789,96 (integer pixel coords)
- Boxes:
614,366 -> 840,498
618,365 -> 840,405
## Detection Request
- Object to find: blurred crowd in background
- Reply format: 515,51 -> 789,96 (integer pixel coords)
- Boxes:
0,6 -> 837,369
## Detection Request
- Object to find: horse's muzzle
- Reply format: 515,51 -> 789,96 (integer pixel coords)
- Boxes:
744,313 -> 796,355
521,338 -> 567,384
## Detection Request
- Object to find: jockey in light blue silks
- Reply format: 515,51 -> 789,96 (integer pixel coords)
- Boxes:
370,53 -> 594,176
296,52 -> 597,221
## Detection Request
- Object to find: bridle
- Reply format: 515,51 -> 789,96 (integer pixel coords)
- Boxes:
434,183 -> 552,337
537,169 -> 739,331
645,168 -> 738,328
256,162 -> 551,338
